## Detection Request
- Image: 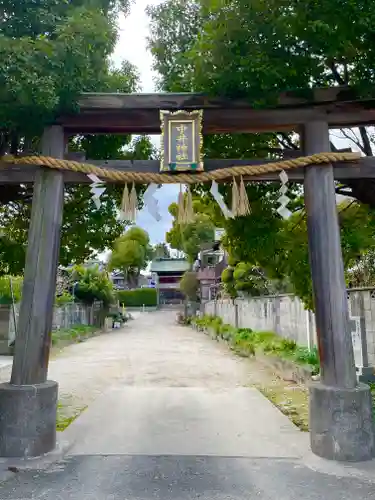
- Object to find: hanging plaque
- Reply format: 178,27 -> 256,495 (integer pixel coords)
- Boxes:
160,110 -> 203,172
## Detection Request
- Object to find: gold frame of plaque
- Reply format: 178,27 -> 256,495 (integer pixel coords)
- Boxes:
160,109 -> 203,172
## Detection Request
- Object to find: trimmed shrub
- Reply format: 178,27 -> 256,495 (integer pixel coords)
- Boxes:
191,314 -> 320,374
117,288 -> 157,307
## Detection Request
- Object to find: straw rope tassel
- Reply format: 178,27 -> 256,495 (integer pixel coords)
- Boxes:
239,176 -> 251,216
185,185 -> 194,223
178,185 -> 186,224
231,177 -> 240,217
129,183 -> 137,222
121,184 -> 130,219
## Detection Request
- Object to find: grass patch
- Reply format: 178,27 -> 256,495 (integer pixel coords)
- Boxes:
56,401 -> 87,431
191,314 -> 316,431
51,327 -> 98,429
256,380 -> 309,431
51,325 -> 97,346
192,315 -> 375,431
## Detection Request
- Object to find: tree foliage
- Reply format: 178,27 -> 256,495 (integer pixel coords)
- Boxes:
109,227 -> 153,288
149,0 -> 375,307
166,200 -> 215,263
69,264 -> 115,306
0,0 -> 133,145
0,135 -> 155,275
167,187 -> 375,307
148,0 -> 375,200
0,0 -> 158,274
278,202 -> 375,308
179,271 -> 199,301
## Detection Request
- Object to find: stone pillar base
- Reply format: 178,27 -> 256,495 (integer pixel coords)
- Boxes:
309,381 -> 374,462
0,381 -> 58,458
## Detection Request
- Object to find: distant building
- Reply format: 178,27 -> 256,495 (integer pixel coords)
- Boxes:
111,270 -> 126,290
61,259 -> 106,273
197,237 -> 227,302
110,271 -> 150,290
150,258 -> 190,304
83,259 -> 106,271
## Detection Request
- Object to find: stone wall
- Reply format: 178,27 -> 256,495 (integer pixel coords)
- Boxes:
203,289 -> 375,373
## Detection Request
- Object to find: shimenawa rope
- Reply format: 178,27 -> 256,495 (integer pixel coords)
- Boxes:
1,152 -> 360,184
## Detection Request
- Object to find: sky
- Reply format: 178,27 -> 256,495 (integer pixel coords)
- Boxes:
111,1 -> 179,245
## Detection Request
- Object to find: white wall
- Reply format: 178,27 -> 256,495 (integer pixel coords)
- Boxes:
204,289 -> 375,370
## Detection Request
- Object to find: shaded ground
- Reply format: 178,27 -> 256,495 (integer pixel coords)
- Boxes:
1,456 -> 375,500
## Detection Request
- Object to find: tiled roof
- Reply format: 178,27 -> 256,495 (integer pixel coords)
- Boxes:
150,258 -> 190,273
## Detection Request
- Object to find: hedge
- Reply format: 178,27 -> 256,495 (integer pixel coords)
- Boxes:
117,288 -> 157,307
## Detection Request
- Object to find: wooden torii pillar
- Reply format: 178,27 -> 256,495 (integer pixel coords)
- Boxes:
0,126 -> 65,457
302,121 -> 374,461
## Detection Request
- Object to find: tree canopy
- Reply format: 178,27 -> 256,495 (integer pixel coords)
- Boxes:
108,227 -> 153,288
69,264 -> 115,306
148,0 -> 375,203
0,0 -> 133,147
180,271 -> 199,301
166,199 -> 215,263
148,0 -> 375,307
0,134 -> 156,275
0,0 -> 158,275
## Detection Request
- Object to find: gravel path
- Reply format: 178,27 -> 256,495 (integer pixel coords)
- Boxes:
1,311 -> 375,500
50,310 -> 260,415
0,311 -> 266,420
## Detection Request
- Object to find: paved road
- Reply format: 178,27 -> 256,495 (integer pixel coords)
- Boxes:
0,312 -> 375,499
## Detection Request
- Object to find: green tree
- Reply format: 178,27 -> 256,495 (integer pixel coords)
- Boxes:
0,135 -> 156,275
0,0 -> 132,151
70,264 -> 115,306
223,200 -> 375,307
149,0 -> 375,308
109,227 -> 153,288
147,0 -> 202,93
166,201 -> 215,263
157,0 -> 375,201
0,0 -> 159,274
278,202 -> 375,308
180,271 -> 199,301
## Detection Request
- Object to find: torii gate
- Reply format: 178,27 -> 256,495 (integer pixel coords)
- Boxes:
0,86 -> 374,462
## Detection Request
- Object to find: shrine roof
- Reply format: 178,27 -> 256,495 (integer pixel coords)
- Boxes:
150,258 -> 190,273
57,86 -> 375,135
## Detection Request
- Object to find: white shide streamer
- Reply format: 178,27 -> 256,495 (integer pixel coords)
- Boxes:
87,173 -> 106,210
143,183 -> 162,222
210,181 -> 233,219
277,170 -> 292,219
